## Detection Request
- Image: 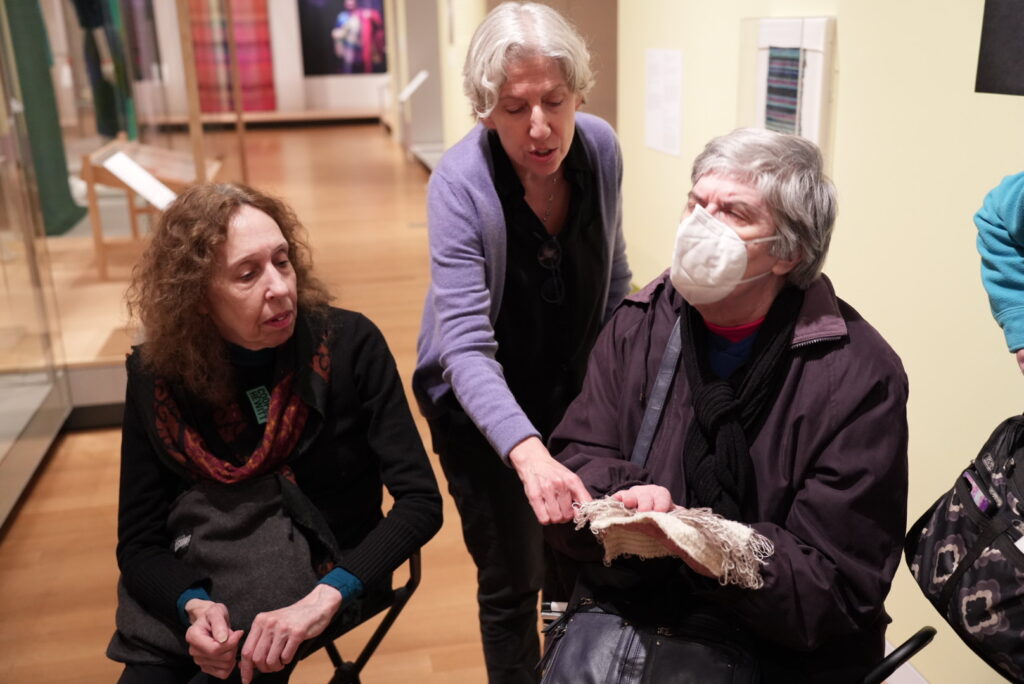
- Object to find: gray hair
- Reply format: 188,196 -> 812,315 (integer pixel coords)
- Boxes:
463,2 -> 594,120
691,128 -> 837,289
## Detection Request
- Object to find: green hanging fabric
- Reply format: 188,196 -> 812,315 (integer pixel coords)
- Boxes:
4,0 -> 86,236
101,0 -> 136,140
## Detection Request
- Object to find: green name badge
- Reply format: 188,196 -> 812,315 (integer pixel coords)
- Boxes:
246,386 -> 271,425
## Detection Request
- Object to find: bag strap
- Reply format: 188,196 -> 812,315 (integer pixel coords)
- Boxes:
630,315 -> 682,467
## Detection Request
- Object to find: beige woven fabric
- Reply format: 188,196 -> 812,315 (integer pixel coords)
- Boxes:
574,497 -> 774,590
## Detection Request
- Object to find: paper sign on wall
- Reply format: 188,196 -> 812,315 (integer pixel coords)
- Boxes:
645,48 -> 682,157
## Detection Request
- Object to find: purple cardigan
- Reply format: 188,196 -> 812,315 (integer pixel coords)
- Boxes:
413,112 -> 632,460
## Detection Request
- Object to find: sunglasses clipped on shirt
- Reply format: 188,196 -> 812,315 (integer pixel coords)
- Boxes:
536,236 -> 565,305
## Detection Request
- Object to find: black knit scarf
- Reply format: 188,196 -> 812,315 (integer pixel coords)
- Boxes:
680,286 -> 805,522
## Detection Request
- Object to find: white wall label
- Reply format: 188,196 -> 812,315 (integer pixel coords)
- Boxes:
645,48 -> 682,156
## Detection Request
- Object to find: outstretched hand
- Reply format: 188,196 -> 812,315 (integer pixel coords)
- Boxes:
612,484 -> 676,513
508,436 -> 592,525
609,485 -> 714,577
239,584 -> 343,684
185,599 -> 244,680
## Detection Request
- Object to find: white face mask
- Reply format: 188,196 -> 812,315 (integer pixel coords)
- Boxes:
670,205 -> 780,305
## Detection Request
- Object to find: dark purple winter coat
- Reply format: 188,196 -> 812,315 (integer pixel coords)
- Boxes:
548,272 -> 909,683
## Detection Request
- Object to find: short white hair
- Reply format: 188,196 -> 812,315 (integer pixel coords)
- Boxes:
462,2 -> 594,120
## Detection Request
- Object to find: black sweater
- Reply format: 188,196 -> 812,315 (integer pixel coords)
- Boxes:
116,308 -> 443,627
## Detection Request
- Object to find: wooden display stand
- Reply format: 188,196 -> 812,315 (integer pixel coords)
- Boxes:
81,1 -> 247,280
82,134 -> 221,279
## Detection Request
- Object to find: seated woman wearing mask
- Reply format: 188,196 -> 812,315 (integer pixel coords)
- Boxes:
107,183 -> 442,684
543,128 -> 909,683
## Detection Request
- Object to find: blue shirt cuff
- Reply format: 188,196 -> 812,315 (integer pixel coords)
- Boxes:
177,585 -> 212,627
319,567 -> 364,601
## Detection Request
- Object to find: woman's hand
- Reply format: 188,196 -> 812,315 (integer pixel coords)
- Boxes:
611,485 -> 714,577
612,484 -> 676,513
238,584 -> 343,684
508,436 -> 592,525
184,599 -> 244,680
1015,348 -> 1024,374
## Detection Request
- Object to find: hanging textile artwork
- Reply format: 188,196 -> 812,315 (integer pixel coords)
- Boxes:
189,0 -> 276,112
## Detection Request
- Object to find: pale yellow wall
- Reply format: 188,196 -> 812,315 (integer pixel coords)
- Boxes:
619,1 -> 1024,682
439,0 -> 487,147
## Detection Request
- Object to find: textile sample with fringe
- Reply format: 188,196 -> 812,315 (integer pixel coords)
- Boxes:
573,497 -> 774,590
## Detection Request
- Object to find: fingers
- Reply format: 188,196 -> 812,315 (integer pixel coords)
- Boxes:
186,609 -> 235,656
240,623 -> 265,679
195,661 -> 235,680
523,468 -> 583,525
239,653 -> 254,684
649,487 -> 673,512
242,614 -> 300,679
612,489 -> 638,508
189,628 -> 241,679
279,634 -> 301,666
208,606 -> 232,645
568,476 -> 593,505
508,441 -> 591,525
547,483 -> 573,524
522,479 -> 556,525
258,629 -> 290,672
612,485 -> 675,512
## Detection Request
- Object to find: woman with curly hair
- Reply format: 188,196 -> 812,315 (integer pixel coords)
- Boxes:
107,183 -> 442,684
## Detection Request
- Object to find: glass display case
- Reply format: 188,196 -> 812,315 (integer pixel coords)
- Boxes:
0,2 -> 73,526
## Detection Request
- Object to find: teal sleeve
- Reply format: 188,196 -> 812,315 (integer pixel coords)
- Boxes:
319,567 -> 364,601
975,172 -> 1024,351
177,585 -> 212,627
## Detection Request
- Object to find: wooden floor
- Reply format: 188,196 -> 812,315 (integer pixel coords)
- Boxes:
0,124 -> 490,682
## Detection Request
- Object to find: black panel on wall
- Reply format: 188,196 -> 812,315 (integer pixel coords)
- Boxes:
975,0 -> 1024,95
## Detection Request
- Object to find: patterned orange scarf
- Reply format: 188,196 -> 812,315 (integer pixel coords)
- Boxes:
154,340 -> 330,483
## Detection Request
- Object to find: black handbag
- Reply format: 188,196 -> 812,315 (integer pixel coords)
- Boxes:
539,595 -> 759,684
539,318 -> 759,683
904,414 -> 1024,683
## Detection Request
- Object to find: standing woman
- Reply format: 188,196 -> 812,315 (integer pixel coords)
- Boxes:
413,3 -> 631,681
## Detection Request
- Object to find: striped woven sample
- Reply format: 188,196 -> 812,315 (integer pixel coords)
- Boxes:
765,46 -> 802,134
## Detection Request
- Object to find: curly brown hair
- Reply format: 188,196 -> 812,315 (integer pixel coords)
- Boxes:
126,183 -> 332,406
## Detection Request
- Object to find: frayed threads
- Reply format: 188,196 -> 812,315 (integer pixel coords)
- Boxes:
574,497 -> 774,590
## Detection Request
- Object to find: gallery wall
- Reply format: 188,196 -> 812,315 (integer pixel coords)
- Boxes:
439,0 -> 487,148
615,1 -> 1024,681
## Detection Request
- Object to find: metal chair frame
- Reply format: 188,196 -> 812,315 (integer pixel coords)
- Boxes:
862,626 -> 937,684
321,551 -> 422,684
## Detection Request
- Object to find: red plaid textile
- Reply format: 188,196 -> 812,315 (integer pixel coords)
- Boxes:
189,0 -> 276,112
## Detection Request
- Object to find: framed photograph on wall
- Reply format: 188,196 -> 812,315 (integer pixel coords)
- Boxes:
297,0 -> 387,76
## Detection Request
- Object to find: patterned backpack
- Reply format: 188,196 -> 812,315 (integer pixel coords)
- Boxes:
905,414 -> 1024,682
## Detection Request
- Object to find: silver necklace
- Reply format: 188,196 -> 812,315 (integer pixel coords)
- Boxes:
541,174 -> 560,225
